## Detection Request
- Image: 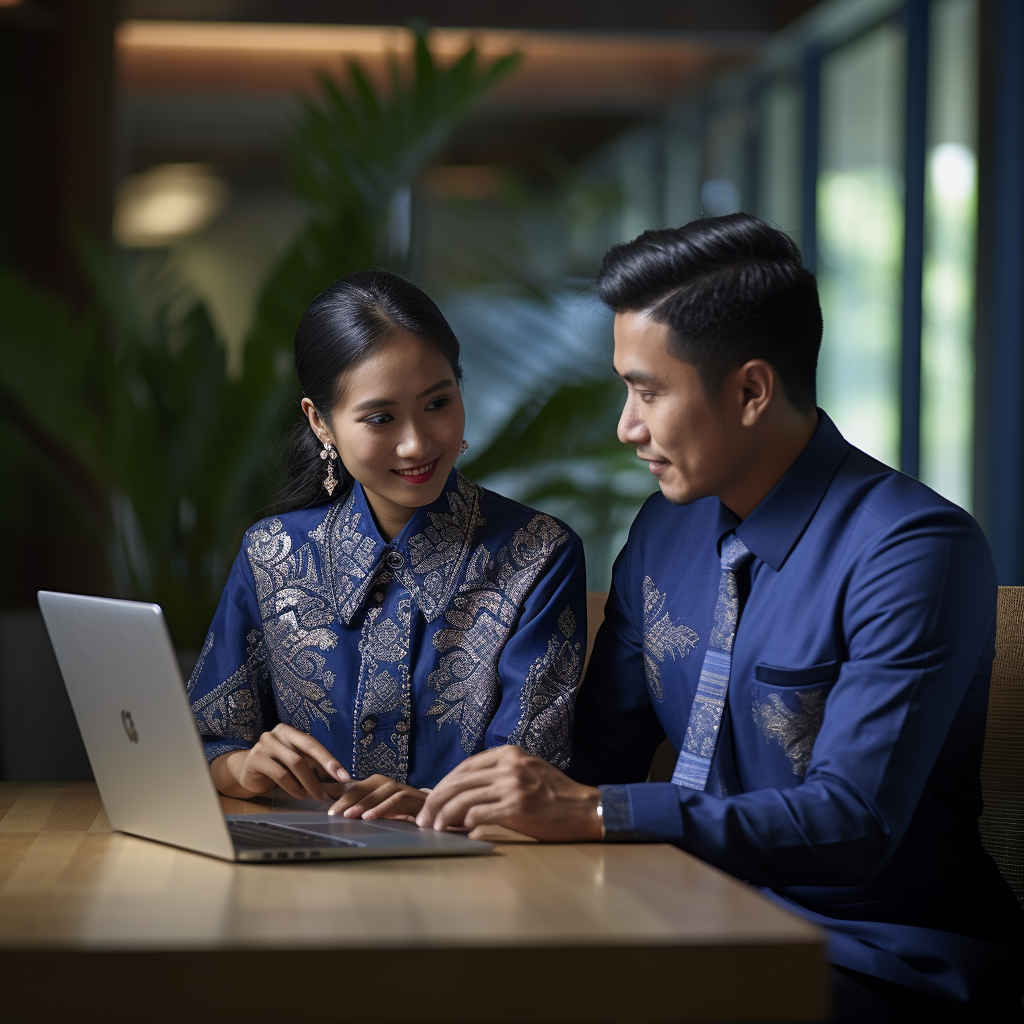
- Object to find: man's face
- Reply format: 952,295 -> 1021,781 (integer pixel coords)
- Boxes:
613,310 -> 741,506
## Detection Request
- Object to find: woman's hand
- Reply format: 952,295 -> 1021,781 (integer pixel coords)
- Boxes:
211,723 -> 350,801
327,775 -> 428,821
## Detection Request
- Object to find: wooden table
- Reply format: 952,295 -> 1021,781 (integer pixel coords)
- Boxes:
0,783 -> 827,1023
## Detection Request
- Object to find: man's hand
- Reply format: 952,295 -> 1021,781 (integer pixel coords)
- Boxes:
211,723 -> 350,802
415,745 -> 603,842
327,776 -> 428,820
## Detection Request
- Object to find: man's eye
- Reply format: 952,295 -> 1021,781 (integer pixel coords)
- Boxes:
637,391 -> 656,403
426,397 -> 451,411
363,413 -> 394,425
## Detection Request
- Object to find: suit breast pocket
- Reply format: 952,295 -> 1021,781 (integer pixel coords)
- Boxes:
750,661 -> 840,777
754,660 -> 841,687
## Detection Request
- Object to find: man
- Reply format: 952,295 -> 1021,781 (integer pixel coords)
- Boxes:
417,214 -> 1023,1020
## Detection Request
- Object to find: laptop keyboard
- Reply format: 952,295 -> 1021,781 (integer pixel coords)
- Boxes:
228,818 -> 364,853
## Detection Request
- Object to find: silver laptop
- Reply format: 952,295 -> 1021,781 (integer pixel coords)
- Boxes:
37,591 -> 493,862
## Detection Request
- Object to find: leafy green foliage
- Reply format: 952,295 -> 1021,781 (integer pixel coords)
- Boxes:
0,33 -> 520,646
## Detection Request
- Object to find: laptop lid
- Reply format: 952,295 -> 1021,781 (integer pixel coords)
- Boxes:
37,591 -> 236,860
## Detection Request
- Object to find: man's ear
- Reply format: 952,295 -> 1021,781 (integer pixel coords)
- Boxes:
736,360 -> 775,426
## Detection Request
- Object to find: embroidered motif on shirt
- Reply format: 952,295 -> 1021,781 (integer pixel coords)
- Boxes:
508,608 -> 582,771
316,498 -> 383,623
557,605 -> 576,638
753,689 -> 828,775
187,631 -> 215,693
352,588 -> 413,782
427,514 -> 569,755
404,474 -> 486,621
641,576 -> 700,700
189,628 -> 268,753
246,517 -> 340,733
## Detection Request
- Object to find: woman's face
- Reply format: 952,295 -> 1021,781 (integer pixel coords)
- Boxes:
311,332 -> 465,535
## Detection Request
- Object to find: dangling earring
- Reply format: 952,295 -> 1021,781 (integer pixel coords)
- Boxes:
320,440 -> 339,496
458,440 -> 469,458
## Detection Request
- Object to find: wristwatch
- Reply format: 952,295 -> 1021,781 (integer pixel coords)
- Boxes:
595,795 -> 606,840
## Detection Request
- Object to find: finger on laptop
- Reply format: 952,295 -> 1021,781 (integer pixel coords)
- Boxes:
273,724 -> 350,782
416,769 -> 496,830
327,775 -> 427,819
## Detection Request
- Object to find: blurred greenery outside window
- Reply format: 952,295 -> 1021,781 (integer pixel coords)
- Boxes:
817,21 -> 906,472
921,0 -> 978,510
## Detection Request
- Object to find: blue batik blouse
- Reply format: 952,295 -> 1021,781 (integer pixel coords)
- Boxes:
188,469 -> 587,787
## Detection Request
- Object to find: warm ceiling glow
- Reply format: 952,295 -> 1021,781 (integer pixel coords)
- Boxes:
113,164 -> 229,248
117,20 -> 414,55
116,20 -> 718,111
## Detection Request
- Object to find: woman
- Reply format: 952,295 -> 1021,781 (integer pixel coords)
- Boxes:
187,270 -> 587,823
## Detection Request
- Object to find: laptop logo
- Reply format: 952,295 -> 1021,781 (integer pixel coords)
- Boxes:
121,710 -> 139,743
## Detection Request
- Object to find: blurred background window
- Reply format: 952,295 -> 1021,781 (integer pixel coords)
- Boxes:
816,20 -> 906,470
921,0 -> 978,510
2,0 -> 1016,664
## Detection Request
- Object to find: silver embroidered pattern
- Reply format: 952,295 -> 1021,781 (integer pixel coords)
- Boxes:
753,689 -> 828,776
557,605 -> 576,638
428,514 -> 570,755
190,628 -> 267,748
187,630 -> 216,694
316,496 -> 383,623
404,474 -> 486,621
508,610 -> 582,771
247,517 -> 339,733
352,590 -> 413,782
641,576 -> 700,700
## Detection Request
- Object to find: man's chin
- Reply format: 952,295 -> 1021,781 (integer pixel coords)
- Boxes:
657,475 -> 701,507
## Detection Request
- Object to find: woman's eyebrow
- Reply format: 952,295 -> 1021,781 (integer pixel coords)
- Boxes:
350,379 -> 454,414
416,378 -> 454,399
351,396 -> 397,413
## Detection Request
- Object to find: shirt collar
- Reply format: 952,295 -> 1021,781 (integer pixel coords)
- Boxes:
729,410 -> 850,572
322,469 -> 486,625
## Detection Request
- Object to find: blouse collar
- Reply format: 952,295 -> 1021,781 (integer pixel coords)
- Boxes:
319,469 -> 486,625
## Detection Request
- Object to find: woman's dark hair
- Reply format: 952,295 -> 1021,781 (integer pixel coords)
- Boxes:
275,270 -> 462,513
597,213 -> 822,413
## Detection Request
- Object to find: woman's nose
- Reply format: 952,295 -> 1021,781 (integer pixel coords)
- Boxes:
395,427 -> 429,460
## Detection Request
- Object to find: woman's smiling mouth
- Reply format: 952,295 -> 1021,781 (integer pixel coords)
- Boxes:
391,458 -> 439,484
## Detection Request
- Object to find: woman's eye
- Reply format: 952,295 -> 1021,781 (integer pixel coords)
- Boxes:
425,397 -> 451,411
363,412 -> 394,425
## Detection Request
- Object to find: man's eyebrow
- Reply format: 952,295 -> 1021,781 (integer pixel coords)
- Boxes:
416,379 -> 454,399
350,379 -> 454,414
619,370 -> 661,386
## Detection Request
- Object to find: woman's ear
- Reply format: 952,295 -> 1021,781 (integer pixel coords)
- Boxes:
301,397 -> 332,444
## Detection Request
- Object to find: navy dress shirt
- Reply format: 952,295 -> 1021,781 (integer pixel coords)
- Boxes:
573,412 -> 1022,1006
188,470 -> 587,788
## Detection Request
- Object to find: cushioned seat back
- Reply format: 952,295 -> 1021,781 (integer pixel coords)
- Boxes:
584,591 -> 608,675
981,587 -> 1024,906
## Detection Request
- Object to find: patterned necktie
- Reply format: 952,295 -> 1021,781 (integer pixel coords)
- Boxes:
672,533 -> 754,790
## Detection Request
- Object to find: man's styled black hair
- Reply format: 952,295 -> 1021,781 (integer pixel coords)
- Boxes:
597,213 -> 823,413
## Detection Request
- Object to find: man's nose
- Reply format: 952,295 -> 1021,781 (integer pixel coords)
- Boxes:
617,397 -> 649,445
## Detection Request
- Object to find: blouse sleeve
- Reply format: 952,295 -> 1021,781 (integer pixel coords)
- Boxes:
187,544 -> 277,763
487,530 -> 588,771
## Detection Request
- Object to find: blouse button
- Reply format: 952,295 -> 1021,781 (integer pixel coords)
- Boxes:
385,550 -> 405,570
361,715 -> 378,732
395,718 -> 409,734
374,591 -> 384,603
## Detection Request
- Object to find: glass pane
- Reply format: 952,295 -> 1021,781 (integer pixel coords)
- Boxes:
817,22 -> 906,467
920,0 -> 977,509
758,80 -> 803,248
701,104 -> 748,215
